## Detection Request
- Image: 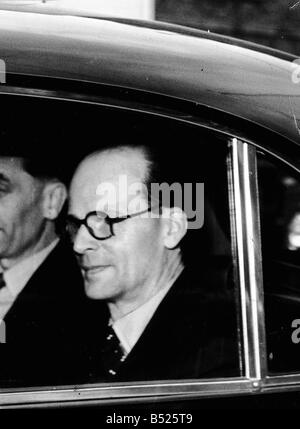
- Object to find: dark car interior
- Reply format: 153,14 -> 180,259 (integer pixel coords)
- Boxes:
0,93 -> 241,387
257,152 -> 300,374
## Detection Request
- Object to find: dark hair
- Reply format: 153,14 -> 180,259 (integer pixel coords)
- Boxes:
20,156 -> 66,183
0,116 -> 72,184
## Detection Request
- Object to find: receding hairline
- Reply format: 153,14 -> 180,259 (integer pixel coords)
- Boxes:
74,145 -> 152,185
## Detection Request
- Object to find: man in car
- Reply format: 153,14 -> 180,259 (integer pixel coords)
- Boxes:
67,142 -> 237,382
0,139 -> 86,387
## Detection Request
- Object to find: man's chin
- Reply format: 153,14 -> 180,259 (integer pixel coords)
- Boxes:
83,267 -> 114,299
85,284 -> 114,300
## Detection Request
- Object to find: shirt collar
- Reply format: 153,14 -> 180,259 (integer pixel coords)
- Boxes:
111,280 -> 174,355
2,238 -> 59,298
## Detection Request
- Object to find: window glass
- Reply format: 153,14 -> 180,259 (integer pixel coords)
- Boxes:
0,94 -> 241,388
258,151 -> 300,374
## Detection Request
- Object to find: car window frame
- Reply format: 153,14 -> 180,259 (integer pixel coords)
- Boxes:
0,81 -> 295,408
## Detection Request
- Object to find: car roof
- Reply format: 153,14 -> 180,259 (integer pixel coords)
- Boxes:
0,7 -> 299,145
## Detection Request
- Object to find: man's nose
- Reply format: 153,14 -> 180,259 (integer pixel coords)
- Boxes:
73,225 -> 99,254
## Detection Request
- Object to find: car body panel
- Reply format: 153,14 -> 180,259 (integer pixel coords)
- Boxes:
0,7 -> 300,409
0,10 -> 299,145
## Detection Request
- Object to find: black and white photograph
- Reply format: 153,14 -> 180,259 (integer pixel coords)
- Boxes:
0,0 -> 299,413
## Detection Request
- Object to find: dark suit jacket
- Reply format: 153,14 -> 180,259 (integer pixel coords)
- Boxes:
87,261 -> 239,383
0,238 -> 88,388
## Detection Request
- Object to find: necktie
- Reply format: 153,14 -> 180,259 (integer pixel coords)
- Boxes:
101,324 -> 127,378
0,272 -> 6,290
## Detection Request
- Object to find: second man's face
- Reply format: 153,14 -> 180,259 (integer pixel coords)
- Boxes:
0,157 -> 46,269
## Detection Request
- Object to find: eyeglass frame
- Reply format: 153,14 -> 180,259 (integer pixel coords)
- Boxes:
66,204 -> 161,241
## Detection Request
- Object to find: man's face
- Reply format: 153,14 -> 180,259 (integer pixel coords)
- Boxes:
0,157 -> 46,268
69,148 -> 166,304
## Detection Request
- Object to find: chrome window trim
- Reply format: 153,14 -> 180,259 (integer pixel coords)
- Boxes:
0,378 -> 258,407
265,374 -> 300,387
230,139 -> 267,380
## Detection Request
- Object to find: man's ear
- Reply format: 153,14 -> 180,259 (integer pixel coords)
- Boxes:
162,207 -> 188,249
42,181 -> 67,220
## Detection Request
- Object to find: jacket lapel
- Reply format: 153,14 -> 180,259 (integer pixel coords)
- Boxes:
116,265 -> 238,381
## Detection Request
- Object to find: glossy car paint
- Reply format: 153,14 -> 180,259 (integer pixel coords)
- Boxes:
0,9 -> 299,145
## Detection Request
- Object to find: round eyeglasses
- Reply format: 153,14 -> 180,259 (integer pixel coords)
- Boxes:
66,206 -> 158,241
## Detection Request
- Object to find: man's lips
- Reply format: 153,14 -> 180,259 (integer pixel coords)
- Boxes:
80,264 -> 111,274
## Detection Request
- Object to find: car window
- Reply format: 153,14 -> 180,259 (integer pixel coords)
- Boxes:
257,151 -> 300,375
0,94 -> 242,390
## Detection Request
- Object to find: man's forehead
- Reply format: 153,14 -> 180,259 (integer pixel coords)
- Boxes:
73,148 -> 148,189
70,147 -> 149,213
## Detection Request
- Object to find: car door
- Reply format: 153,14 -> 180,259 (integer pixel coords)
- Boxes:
0,75 -> 299,410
